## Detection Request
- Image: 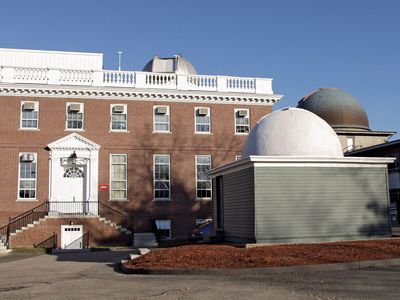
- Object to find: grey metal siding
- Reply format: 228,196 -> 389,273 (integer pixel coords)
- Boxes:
254,166 -> 391,243
223,167 -> 255,243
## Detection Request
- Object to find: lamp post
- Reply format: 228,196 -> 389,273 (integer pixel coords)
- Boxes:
69,151 -> 77,166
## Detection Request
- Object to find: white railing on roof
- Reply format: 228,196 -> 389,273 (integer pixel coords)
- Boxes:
0,66 -> 274,94
14,67 -> 48,83
103,70 -> 135,86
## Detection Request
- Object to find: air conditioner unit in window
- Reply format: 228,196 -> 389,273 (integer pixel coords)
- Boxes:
155,106 -> 168,115
68,104 -> 81,112
237,110 -> 248,117
197,108 -> 208,116
113,105 -> 125,113
23,102 -> 35,111
21,154 -> 34,162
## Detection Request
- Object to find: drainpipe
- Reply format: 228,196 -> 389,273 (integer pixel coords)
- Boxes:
48,151 -> 52,201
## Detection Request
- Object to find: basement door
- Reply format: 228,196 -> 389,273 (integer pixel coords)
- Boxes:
61,225 -> 83,249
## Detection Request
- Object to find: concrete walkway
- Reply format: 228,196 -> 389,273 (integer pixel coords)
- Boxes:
0,250 -> 400,299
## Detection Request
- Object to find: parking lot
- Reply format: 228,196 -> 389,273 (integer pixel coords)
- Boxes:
0,250 -> 400,299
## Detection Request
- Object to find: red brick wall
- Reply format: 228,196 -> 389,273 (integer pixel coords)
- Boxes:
0,95 -> 272,238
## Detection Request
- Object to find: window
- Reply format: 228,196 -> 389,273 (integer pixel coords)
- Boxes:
110,104 -> 127,131
154,155 -> 170,200
195,107 -> 211,133
110,154 -> 127,200
155,220 -> 171,239
347,137 -> 355,151
234,108 -> 250,134
153,105 -> 170,132
18,153 -> 37,199
235,155 -> 242,161
20,101 -> 39,129
196,155 -> 212,199
66,103 -> 84,130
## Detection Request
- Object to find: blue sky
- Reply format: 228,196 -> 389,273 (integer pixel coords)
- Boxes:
1,0 -> 399,138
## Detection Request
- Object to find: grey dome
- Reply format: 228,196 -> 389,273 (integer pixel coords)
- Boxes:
242,107 -> 343,157
297,88 -> 369,130
143,54 -> 197,75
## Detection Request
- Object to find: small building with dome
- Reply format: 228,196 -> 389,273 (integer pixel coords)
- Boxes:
210,108 -> 394,244
297,88 -> 395,153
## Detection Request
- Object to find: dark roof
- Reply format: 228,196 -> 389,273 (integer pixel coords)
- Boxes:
297,88 -> 369,130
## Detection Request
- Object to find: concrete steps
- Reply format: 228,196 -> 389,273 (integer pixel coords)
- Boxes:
0,236 -> 11,254
134,232 -> 158,248
8,214 -> 132,248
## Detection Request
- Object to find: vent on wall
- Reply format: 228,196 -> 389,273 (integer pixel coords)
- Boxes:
197,108 -> 208,116
237,110 -> 248,117
68,104 -> 81,112
23,102 -> 35,110
21,154 -> 34,162
155,106 -> 168,115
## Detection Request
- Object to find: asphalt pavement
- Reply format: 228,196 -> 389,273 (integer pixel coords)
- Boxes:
0,250 -> 399,299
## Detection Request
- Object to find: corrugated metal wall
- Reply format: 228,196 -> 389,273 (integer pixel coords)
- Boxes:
254,166 -> 391,243
222,167 -> 255,243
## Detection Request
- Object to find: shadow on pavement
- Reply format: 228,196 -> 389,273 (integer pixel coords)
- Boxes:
52,250 -> 132,264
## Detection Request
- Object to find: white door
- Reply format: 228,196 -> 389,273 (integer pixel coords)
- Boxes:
61,166 -> 86,213
61,225 -> 83,249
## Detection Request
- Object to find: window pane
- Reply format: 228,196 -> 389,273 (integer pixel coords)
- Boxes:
19,156 -> 36,199
154,155 -> 170,199
196,155 -> 212,199
110,154 -> 127,199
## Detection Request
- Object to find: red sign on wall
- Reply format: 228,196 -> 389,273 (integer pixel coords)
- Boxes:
99,184 -> 109,190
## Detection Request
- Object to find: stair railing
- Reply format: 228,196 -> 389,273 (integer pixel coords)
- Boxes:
98,202 -> 132,230
0,201 -> 49,246
0,201 -> 133,247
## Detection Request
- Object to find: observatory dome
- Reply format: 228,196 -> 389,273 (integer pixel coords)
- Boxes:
297,88 -> 369,130
143,54 -> 197,75
242,107 -> 343,157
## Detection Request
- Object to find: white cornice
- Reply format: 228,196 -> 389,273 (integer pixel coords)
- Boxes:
0,83 -> 283,106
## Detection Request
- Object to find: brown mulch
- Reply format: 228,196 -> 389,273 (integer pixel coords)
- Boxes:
124,238 -> 400,270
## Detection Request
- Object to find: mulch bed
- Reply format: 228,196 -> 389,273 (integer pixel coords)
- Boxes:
124,238 -> 400,270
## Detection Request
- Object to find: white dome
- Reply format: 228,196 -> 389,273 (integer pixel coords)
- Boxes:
242,108 -> 343,157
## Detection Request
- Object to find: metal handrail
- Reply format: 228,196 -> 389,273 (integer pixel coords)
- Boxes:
98,202 -> 131,229
0,201 -> 132,248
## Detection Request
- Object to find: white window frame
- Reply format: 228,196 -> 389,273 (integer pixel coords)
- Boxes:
109,154 -> 128,200
17,152 -> 37,201
234,108 -> 250,134
235,155 -> 242,161
195,155 -> 212,200
110,104 -> 128,132
347,137 -> 355,151
194,107 -> 211,134
153,154 -> 171,200
66,102 -> 84,131
20,101 -> 39,130
153,105 -> 170,133
155,220 -> 171,239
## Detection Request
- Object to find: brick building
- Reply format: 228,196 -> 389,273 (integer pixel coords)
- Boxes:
0,48 -> 281,248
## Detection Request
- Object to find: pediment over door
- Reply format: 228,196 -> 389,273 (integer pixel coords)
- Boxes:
47,133 -> 101,151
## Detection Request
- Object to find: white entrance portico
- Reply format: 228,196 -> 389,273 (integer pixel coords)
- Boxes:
47,133 -> 100,215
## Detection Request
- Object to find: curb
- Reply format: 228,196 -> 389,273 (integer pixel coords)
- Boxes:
117,257 -> 400,275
